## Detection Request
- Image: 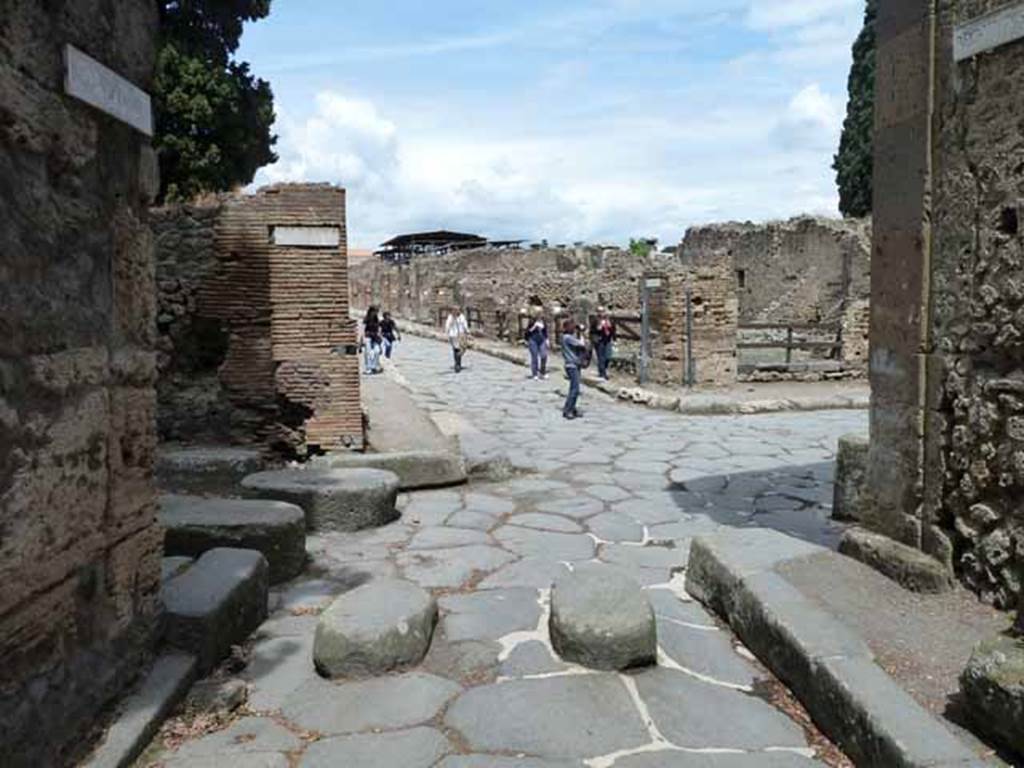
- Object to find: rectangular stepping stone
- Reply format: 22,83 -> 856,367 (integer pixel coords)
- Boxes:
163,548 -> 270,673
160,495 -> 307,584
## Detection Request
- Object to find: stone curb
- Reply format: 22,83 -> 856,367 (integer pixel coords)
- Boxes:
82,653 -> 197,768
391,319 -> 868,416
684,529 -> 988,768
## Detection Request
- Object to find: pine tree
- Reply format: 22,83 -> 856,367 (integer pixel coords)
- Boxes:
833,0 -> 877,218
154,1 -> 277,202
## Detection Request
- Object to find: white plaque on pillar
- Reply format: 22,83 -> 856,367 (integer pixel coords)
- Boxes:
272,226 -> 342,248
954,3 -> 1024,62
63,45 -> 153,136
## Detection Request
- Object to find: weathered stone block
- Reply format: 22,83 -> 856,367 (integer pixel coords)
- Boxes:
163,548 -> 269,673
155,444 -> 267,495
833,433 -> 869,521
549,564 -> 656,671
317,449 -> 467,490
313,578 -> 438,678
960,634 -> 1024,756
838,527 -> 951,593
159,494 -> 307,584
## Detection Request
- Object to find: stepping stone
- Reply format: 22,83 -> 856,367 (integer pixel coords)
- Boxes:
156,445 -> 267,495
960,634 -> 1024,755
318,449 -> 467,490
549,563 -> 656,670
159,495 -> 306,584
314,578 -> 438,678
163,548 -> 269,673
242,468 -> 399,532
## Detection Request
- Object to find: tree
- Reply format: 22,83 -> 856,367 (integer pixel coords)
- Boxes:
155,1 -> 277,202
629,238 -> 657,258
833,0 -> 877,218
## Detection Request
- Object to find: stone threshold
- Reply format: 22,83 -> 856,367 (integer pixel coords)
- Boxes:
388,317 -> 869,415
685,528 -> 992,768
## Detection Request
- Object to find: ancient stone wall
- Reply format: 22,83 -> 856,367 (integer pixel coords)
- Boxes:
867,0 -> 1024,607
681,216 -> 871,369
0,3 -> 162,765
154,185 -> 363,456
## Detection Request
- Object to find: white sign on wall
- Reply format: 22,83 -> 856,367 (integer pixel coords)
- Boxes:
63,45 -> 153,136
954,2 -> 1024,62
271,226 -> 342,248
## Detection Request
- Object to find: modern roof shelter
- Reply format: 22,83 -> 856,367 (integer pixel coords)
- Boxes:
375,230 -> 523,264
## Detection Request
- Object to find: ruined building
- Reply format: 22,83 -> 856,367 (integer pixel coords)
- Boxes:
865,0 -> 1024,608
153,184 -> 363,456
0,4 -> 162,764
350,217 -> 870,387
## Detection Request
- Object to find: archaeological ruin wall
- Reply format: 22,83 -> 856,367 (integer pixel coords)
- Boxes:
681,216 -> 872,371
154,184 -> 363,457
866,0 -> 1024,608
0,4 -> 162,765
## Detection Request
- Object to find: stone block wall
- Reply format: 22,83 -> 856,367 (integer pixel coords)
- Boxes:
0,3 -> 162,766
681,216 -> 871,370
867,0 -> 1024,608
154,184 -> 362,456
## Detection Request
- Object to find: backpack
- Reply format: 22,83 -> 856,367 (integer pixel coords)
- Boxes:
579,345 -> 593,369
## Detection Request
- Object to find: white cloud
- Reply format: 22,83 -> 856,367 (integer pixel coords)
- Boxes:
775,82 -> 844,149
746,0 -> 861,30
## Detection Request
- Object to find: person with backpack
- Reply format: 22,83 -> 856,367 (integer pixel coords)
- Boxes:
525,312 -> 549,380
589,306 -> 617,380
561,318 -> 589,419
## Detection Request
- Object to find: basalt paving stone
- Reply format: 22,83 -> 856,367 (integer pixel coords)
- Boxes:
587,512 -> 646,543
243,634 -> 319,712
657,620 -> 760,688
585,484 -> 634,502
396,545 -> 517,589
509,513 -> 585,533
646,589 -> 719,628
438,757 -> 585,768
613,472 -> 671,493
299,727 -> 449,768
495,526 -> 597,561
610,751 -> 822,767
478,558 -> 572,589
281,672 -> 461,735
600,542 -> 688,570
408,526 -> 493,549
162,754 -> 287,768
633,668 -> 807,750
463,493 -> 516,516
445,675 -> 650,758
499,639 -> 569,678
272,579 -> 346,613
439,588 -> 542,642
422,638 -> 500,684
161,717 -> 300,761
446,510 -> 498,531
504,478 -> 573,496
535,496 -> 607,519
612,497 -> 685,526
254,611 -> 318,639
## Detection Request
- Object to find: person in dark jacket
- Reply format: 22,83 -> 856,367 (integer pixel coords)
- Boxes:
561,318 -> 588,419
362,306 -> 383,374
525,312 -> 549,380
589,307 -> 616,380
381,312 -> 401,359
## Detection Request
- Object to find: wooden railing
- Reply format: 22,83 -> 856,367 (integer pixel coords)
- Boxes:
737,322 -> 842,364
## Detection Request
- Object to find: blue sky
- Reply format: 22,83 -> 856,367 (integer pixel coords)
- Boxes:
240,0 -> 865,249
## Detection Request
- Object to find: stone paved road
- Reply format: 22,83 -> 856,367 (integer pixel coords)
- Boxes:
155,336 -> 867,768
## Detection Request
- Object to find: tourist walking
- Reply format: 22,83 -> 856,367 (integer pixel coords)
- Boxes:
590,307 -> 616,380
362,306 -> 383,374
525,313 -> 549,380
381,311 -> 401,359
561,319 -> 588,419
445,306 -> 470,373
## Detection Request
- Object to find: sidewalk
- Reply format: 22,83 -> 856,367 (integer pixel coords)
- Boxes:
390,317 -> 869,415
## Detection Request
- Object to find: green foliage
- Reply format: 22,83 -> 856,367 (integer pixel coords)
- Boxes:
155,1 -> 277,202
629,238 -> 657,258
833,0 -> 877,218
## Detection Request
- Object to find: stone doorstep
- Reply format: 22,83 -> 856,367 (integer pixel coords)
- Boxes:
162,548 -> 270,674
685,529 -> 988,768
395,319 -> 868,416
82,653 -> 197,768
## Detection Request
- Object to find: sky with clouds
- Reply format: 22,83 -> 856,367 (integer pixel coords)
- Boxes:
239,0 -> 865,249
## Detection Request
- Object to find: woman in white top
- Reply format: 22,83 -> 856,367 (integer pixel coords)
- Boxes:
444,306 -> 470,373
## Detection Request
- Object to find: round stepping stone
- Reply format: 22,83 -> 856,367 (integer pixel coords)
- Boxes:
314,579 -> 438,678
549,563 -> 656,671
159,495 -> 306,583
242,468 -> 399,532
